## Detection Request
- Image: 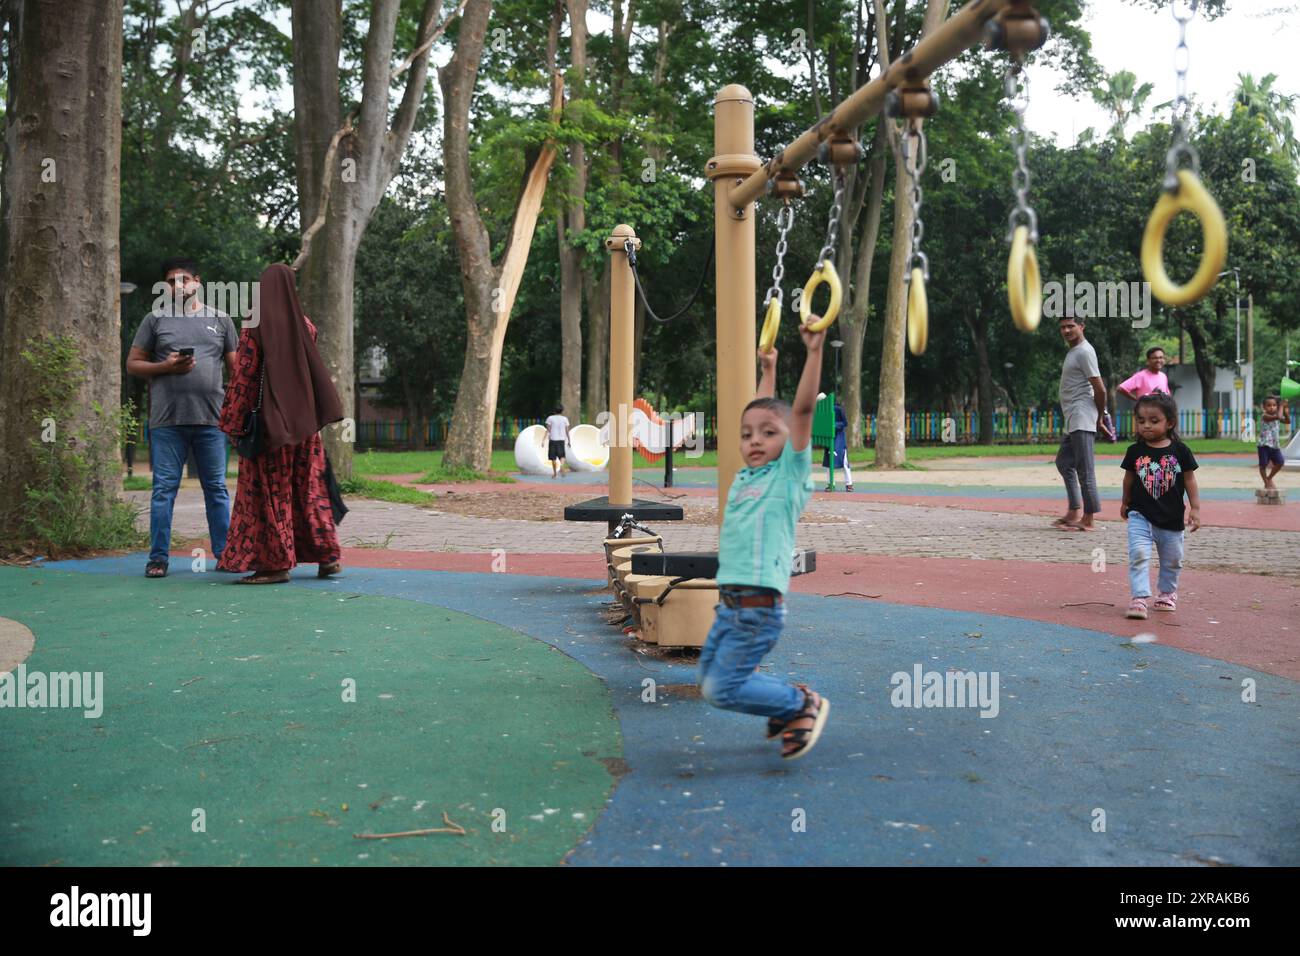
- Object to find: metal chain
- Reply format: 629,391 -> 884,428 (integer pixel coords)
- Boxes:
763,203 -> 796,308
1165,0 -> 1200,188
816,168 -> 847,266
1005,63 -> 1039,243
623,236 -> 716,324
900,121 -> 929,281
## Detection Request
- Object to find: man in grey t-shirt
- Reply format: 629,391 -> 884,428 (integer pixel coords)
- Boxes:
1054,316 -> 1111,531
127,257 -> 239,577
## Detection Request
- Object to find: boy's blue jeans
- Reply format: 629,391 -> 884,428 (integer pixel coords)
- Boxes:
698,593 -> 802,719
1127,511 -> 1184,598
149,425 -> 231,564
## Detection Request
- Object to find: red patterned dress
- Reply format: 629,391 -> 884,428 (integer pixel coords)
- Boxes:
217,317 -> 341,572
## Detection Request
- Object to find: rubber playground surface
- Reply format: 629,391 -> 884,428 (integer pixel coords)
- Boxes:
2,550 -> 1297,866
3,451 -> 1297,866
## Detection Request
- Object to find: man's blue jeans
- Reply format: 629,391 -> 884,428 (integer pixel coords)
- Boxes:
1127,511 -> 1184,598
148,425 -> 230,564
698,597 -> 802,719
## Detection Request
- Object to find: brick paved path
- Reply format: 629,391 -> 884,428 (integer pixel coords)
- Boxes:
128,486 -> 1299,577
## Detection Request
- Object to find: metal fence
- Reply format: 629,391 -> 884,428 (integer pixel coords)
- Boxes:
355,408 -> 1256,449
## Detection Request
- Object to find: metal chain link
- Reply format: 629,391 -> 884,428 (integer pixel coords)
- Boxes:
900,121 -> 929,281
1165,0 -> 1200,188
1005,64 -> 1039,243
816,169 -> 847,266
763,203 -> 796,308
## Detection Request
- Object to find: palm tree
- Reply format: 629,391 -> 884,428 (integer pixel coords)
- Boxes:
1091,69 -> 1155,140
1235,72 -> 1300,164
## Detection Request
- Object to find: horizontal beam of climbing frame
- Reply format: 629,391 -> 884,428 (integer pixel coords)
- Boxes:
727,0 -> 1016,210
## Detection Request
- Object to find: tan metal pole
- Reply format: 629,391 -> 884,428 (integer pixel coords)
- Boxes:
708,86 -> 761,519
605,224 -> 640,507
727,0 -> 1014,210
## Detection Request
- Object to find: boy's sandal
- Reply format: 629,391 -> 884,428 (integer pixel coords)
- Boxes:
145,561 -> 168,579
1126,598 -> 1149,620
236,570 -> 291,585
1153,592 -> 1177,612
781,685 -> 831,761
318,561 -> 342,578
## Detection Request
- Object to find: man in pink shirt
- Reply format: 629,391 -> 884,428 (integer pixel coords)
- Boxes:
1118,347 -> 1171,401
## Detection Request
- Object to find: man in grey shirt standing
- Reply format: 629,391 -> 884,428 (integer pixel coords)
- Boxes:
1054,316 -> 1112,532
127,258 -> 239,577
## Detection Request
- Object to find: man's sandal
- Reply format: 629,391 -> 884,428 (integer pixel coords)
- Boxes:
236,570 -> 291,585
781,685 -> 831,760
318,561 -> 342,578
145,561 -> 168,579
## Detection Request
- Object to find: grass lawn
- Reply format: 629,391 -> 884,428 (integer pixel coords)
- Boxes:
338,476 -> 436,505
126,438 -> 1259,489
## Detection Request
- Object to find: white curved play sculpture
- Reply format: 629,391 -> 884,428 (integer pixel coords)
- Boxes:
596,398 -> 697,461
514,422 -> 610,474
513,424 -> 551,475
568,423 -> 610,471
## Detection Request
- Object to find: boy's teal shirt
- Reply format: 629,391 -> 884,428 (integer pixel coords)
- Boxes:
716,438 -> 814,595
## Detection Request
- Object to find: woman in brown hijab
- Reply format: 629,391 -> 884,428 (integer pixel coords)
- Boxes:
218,263 -> 345,584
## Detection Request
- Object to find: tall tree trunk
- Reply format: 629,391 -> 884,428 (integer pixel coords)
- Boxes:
584,261 -> 609,423
581,0 -> 634,424
961,307 -> 994,444
441,2 -> 563,470
805,0 -> 823,119
631,15 -> 672,404
558,0 -> 588,423
842,120 -> 888,450
874,0 -> 948,468
291,0 -> 445,480
0,0 -> 124,542
1185,312 -> 1218,438
632,293 -> 645,395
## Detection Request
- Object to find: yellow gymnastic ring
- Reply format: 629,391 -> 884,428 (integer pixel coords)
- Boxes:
1007,224 -> 1042,333
800,259 -> 841,331
1141,169 -> 1227,307
907,267 -> 928,355
759,296 -> 781,353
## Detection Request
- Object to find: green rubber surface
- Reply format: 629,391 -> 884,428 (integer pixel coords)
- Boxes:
0,567 -> 621,866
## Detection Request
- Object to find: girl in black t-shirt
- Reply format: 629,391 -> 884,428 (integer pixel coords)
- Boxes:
1121,393 -> 1201,620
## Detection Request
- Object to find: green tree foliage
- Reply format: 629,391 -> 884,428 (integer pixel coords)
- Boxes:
101,0 -> 1296,445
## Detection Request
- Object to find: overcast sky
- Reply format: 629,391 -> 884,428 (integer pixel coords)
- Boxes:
1023,1 -> 1298,145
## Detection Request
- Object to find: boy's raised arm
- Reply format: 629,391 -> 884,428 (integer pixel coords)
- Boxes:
789,324 -> 826,453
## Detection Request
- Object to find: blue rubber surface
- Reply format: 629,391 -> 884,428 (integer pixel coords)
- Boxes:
35,556 -> 1300,866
